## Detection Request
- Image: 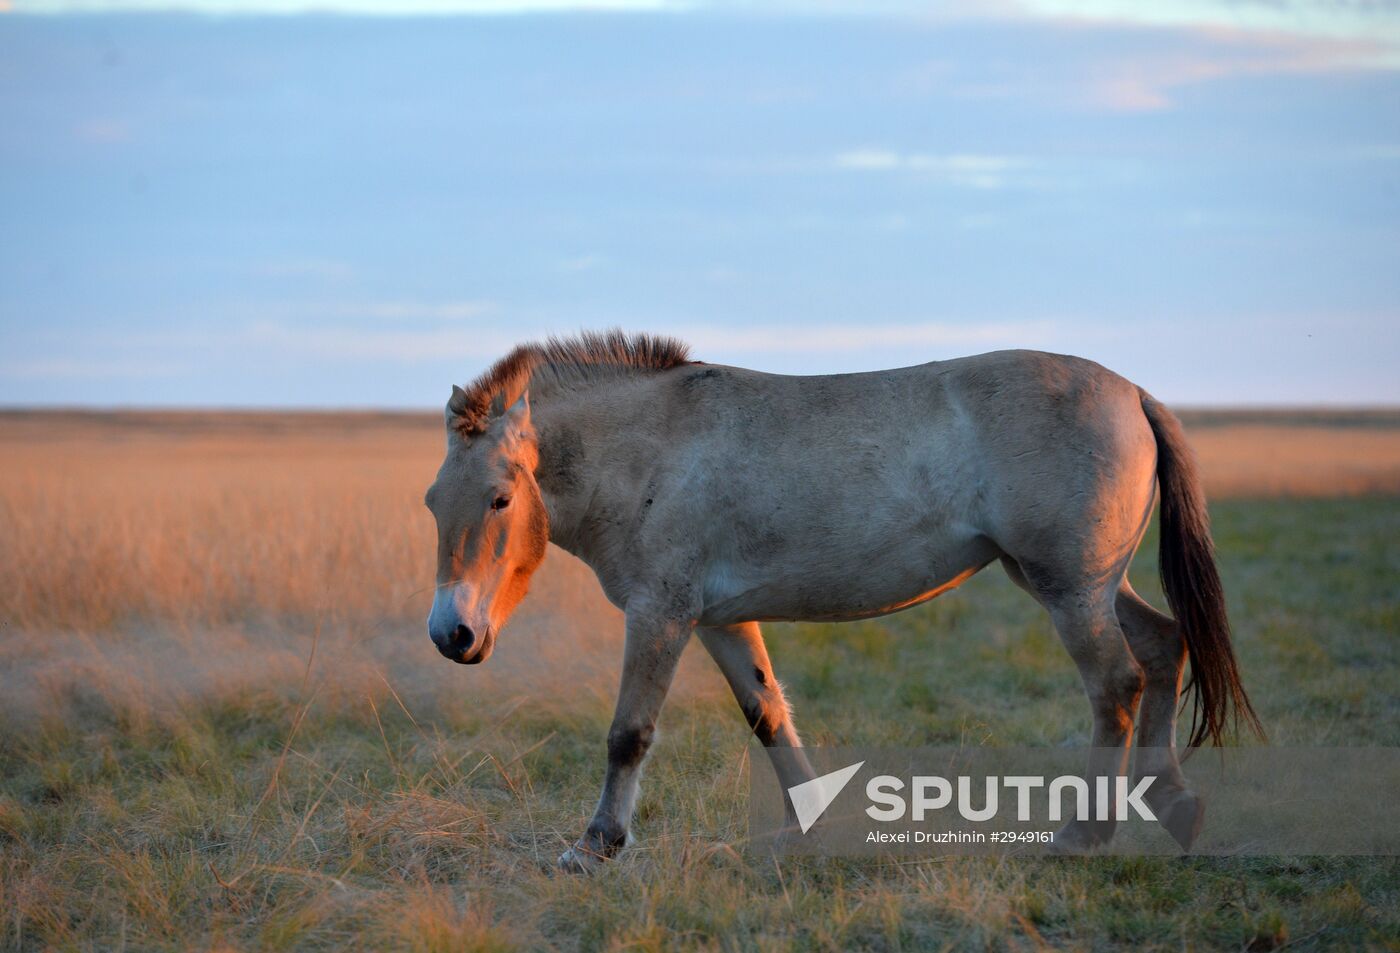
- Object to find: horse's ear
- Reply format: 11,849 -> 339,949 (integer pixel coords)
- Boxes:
502,390 -> 532,435
446,385 -> 484,438
447,385 -> 469,420
445,389 -> 467,428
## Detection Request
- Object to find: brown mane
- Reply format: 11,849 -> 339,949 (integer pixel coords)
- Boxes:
453,330 -> 693,434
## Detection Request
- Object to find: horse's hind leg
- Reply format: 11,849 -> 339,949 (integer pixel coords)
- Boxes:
698,622 -> 817,830
1117,584 -> 1205,850
1034,578 -> 1146,851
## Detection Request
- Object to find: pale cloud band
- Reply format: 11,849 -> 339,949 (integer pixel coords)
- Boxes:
1,318 -> 1054,377
1018,0 -> 1400,48
11,0 -> 1400,42
11,0 -> 681,12
250,318 -> 1055,363
13,0 -> 1398,74
833,151 -> 1029,189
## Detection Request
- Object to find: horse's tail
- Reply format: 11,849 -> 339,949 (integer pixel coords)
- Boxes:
1139,389 -> 1264,748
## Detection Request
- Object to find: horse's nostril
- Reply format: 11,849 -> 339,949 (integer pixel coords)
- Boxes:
454,624 -> 475,651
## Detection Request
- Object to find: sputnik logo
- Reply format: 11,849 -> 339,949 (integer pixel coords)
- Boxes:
788,761 -> 865,833
786,762 -> 1159,833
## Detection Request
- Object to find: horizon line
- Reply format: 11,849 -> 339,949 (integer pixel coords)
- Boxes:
4,403 -> 1400,414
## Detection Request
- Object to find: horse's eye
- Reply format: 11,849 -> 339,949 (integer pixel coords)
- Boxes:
491,495 -> 512,511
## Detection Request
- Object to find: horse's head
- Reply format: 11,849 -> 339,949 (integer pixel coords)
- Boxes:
425,386 -> 548,664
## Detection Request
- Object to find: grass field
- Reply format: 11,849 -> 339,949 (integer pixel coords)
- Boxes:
1,410 -> 1398,951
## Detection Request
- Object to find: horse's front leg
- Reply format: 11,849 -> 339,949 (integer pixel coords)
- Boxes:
697,623 -> 817,834
558,602 -> 691,873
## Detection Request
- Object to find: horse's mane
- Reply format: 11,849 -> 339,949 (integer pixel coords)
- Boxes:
453,330 -> 693,433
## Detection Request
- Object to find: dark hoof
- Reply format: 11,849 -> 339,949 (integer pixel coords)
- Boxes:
1050,819 -> 1115,854
557,845 -> 607,874
557,821 -> 626,874
1160,792 -> 1206,852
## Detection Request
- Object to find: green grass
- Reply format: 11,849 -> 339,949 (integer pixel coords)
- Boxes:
2,498 -> 1398,951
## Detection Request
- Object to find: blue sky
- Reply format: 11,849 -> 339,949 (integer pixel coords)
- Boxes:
1,1 -> 1398,406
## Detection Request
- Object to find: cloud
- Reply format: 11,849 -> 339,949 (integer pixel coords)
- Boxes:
1080,34 -> 1398,112
182,303 -> 500,365
242,321 -> 508,361
834,150 -> 1029,189
0,357 -> 189,379
229,318 -> 1055,367
703,0 -> 1400,65
16,0 -> 681,12
229,318 -> 1051,364
15,0 -> 1400,66
1017,0 -> 1400,57
31,318 -> 1049,372
5,318 -> 510,375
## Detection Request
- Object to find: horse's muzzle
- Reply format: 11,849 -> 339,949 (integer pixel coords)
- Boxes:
430,586 -> 483,664
431,622 -> 494,665
428,624 -> 478,660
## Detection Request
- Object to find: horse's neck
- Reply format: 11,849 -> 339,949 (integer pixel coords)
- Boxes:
532,384 -> 650,565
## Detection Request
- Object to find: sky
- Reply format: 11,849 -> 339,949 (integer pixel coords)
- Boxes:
1,1 -> 1398,407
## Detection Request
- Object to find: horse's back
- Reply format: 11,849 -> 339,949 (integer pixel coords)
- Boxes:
662,349 -> 1146,460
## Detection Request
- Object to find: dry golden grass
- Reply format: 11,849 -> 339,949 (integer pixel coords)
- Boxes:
0,411 -> 443,631
0,410 -> 651,743
1181,410 -> 1400,498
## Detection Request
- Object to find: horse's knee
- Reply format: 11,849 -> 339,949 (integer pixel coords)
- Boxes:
607,722 -> 655,767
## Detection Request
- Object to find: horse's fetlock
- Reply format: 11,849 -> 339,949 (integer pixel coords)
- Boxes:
584,815 -> 629,854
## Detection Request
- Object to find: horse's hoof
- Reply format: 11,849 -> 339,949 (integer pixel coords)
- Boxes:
765,817 -> 806,856
557,846 -> 606,875
1050,819 -> 1113,855
1159,792 -> 1205,852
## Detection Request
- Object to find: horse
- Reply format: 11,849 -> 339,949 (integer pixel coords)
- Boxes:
423,331 -> 1262,871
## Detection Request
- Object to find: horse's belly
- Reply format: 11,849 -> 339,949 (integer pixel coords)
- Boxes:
697,540 -> 996,627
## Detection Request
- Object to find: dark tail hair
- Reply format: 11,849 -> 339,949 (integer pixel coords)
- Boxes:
1139,390 -> 1265,748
